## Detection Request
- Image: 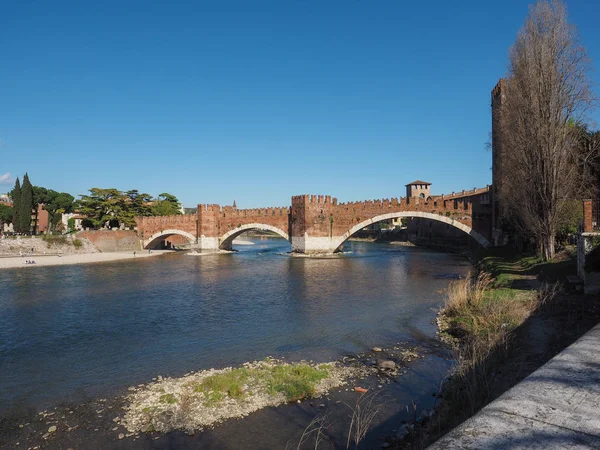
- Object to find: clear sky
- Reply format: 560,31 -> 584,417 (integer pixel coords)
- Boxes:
1,1 -> 599,208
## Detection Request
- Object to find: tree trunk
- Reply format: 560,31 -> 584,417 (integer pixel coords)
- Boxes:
541,234 -> 556,261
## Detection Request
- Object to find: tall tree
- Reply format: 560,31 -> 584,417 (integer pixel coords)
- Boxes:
10,178 -> 21,232
152,193 -> 182,216
19,173 -> 34,233
78,188 -> 126,229
498,0 -> 596,260
0,204 -> 12,230
45,192 -> 75,233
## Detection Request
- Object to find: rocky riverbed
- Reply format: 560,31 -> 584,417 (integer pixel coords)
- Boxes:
0,344 -> 446,449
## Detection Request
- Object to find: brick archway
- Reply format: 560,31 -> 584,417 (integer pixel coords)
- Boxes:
219,223 -> 290,250
331,211 -> 490,251
143,229 -> 197,249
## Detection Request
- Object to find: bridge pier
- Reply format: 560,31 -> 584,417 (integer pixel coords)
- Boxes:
197,236 -> 220,251
291,235 -> 343,254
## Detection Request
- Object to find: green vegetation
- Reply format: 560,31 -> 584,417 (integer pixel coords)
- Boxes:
41,234 -> 84,249
11,178 -> 21,231
42,235 -> 67,245
422,249 -> 574,448
33,186 -> 75,234
0,203 -> 12,227
77,188 -> 182,229
265,363 -> 329,401
159,393 -> 177,405
190,363 -> 330,407
123,360 -> 345,434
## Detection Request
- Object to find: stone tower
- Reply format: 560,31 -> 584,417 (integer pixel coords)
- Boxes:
405,180 -> 431,200
491,78 -> 506,239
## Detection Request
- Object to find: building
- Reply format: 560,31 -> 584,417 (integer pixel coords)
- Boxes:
405,180 -> 432,200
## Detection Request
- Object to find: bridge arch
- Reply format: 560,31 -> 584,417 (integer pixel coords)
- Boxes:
143,229 -> 197,249
219,223 -> 290,250
331,211 -> 490,251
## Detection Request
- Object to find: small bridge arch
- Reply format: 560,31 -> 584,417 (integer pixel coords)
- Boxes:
143,229 -> 197,249
219,223 -> 290,250
331,211 -> 490,251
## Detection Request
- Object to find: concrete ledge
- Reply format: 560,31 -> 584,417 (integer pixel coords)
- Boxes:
428,323 -> 600,449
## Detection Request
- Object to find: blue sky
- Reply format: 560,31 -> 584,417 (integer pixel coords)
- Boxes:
1,1 -> 599,208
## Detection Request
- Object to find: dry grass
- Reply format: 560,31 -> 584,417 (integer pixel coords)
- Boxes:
345,391 -> 383,449
436,271 -> 558,422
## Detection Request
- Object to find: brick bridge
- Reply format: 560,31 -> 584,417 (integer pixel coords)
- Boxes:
136,186 -> 492,253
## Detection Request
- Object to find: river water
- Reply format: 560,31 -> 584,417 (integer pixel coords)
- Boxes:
0,238 -> 472,416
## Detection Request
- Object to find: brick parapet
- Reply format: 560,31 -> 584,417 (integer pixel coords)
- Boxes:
583,199 -> 593,232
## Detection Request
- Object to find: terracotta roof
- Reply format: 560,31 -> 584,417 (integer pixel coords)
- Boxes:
405,180 -> 431,186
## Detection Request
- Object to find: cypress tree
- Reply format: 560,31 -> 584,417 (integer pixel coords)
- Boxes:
20,173 -> 33,234
11,178 -> 21,232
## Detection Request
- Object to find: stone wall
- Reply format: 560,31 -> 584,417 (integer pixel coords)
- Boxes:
78,230 -> 141,252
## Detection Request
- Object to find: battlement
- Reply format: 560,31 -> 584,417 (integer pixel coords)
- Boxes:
136,214 -> 196,224
492,78 -> 506,101
436,185 -> 490,201
220,206 -> 290,217
197,204 -> 221,212
292,194 -> 338,205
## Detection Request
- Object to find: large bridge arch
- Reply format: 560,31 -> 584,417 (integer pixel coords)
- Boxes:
143,229 -> 197,249
331,211 -> 490,251
219,223 -> 290,250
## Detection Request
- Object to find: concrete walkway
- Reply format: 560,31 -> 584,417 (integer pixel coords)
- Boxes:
429,323 -> 600,449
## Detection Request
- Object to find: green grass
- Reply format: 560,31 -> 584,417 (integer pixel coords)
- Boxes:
190,363 -> 330,406
72,238 -> 83,248
264,364 -> 329,401
42,234 -> 67,245
159,393 -> 177,404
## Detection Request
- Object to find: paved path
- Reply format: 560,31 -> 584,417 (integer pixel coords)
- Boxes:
429,323 -> 600,449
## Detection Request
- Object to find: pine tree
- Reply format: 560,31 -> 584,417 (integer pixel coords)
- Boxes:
20,173 -> 33,234
10,178 -> 21,232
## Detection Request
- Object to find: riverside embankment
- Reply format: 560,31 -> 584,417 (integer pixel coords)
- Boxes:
398,248 -> 600,449
0,234 -> 173,269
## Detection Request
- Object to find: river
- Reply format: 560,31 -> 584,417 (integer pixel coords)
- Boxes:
0,238 -> 472,418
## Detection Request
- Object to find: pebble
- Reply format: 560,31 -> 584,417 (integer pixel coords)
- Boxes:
48,425 -> 57,433
373,347 -> 383,352
318,404 -> 325,409
19,424 -> 24,428
118,433 -> 125,439
377,360 -> 396,370
127,386 -> 136,391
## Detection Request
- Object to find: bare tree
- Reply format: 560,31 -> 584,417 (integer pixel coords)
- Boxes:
498,0 -> 597,260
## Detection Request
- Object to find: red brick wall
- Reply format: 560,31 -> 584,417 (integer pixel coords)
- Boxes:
292,194 -> 475,239
135,189 -> 491,244
78,230 -> 140,252
136,215 -> 197,241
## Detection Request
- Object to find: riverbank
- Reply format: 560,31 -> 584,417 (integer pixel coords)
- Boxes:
395,248 -> 600,449
0,250 -> 173,269
429,322 -> 600,448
